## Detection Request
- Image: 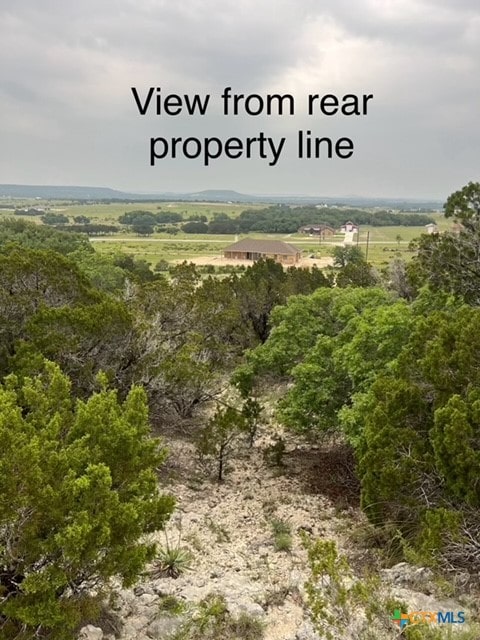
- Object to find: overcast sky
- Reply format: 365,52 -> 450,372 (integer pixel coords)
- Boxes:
1,0 -> 479,199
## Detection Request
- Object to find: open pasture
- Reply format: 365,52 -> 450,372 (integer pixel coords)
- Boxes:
0,199 -> 449,268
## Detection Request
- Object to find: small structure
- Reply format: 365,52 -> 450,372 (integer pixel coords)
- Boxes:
340,221 -> 359,233
223,238 -> 302,265
425,223 -> 439,235
299,224 -> 335,239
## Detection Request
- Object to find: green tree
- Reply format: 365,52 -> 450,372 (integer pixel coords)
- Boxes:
350,303 -> 480,570
118,211 -> 157,226
234,287 -> 396,434
0,248 -> 98,370
331,246 -> 377,287
285,265 -> 331,296
230,259 -> 288,343
278,334 -> 347,434
332,246 -> 365,268
335,261 -> 378,288
69,249 -> 126,293
385,257 -> 417,301
302,536 -> 351,639
131,221 -> 155,236
131,262 -> 261,421
335,302 -> 413,394
151,340 -> 217,419
41,213 -> 69,225
197,406 -> 246,481
0,361 -> 174,639
240,397 -> 263,448
11,299 -> 137,397
432,391 -> 480,507
412,183 -> 480,304
0,219 -> 92,256
182,221 -> 209,233
444,181 -> 480,226
131,275 -> 221,419
73,216 -> 91,225
112,254 -> 157,283
192,275 -> 255,364
357,376 -> 432,526
207,220 -> 238,234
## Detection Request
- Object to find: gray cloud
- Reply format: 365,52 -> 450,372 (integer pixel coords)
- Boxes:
0,0 -> 479,198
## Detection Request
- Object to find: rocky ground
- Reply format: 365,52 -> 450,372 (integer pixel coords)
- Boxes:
78,429 -> 479,640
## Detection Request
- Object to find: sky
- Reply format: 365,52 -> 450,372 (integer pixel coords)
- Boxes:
1,0 -> 479,199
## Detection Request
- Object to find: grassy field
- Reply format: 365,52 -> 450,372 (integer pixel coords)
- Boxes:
92,212 -> 450,269
0,200 -> 263,223
92,234 -> 330,264
0,200 -> 449,269
93,238 -> 229,264
91,229 -> 421,268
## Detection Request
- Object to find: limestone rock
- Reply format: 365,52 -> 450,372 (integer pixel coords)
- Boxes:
146,615 -> 185,639
295,620 -> 321,640
78,626 -> 103,640
380,562 -> 433,588
227,598 -> 266,619
138,592 -> 159,607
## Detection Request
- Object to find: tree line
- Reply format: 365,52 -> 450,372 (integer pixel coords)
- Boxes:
13,203 -> 434,237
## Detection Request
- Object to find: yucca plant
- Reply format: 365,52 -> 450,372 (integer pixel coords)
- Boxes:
152,526 -> 194,578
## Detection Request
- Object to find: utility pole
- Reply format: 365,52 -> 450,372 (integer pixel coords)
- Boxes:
365,231 -> 370,262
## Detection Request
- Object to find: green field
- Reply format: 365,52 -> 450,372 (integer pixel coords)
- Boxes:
92,215 -> 450,269
92,236 -> 338,265
91,228 -> 430,268
0,200 -> 263,223
0,200 -> 449,268
93,237 -> 229,264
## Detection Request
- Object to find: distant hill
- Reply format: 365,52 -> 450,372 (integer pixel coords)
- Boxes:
0,184 -> 443,210
0,184 -> 139,200
185,189 -> 252,202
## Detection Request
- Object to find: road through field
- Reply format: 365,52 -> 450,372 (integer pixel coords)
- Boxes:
90,237 -> 343,245
90,237 -> 228,243
90,236 -> 410,245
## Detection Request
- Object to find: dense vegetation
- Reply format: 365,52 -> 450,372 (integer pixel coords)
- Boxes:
0,365 -> 174,639
0,220 -> 335,634
179,206 -> 434,234
235,182 -> 480,575
0,182 -> 477,638
230,206 -> 434,233
7,203 -> 434,237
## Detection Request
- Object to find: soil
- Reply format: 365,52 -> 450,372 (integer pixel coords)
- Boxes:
172,255 -> 334,269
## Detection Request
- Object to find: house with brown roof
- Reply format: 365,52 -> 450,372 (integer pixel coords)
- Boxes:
223,238 -> 302,265
299,224 -> 335,238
